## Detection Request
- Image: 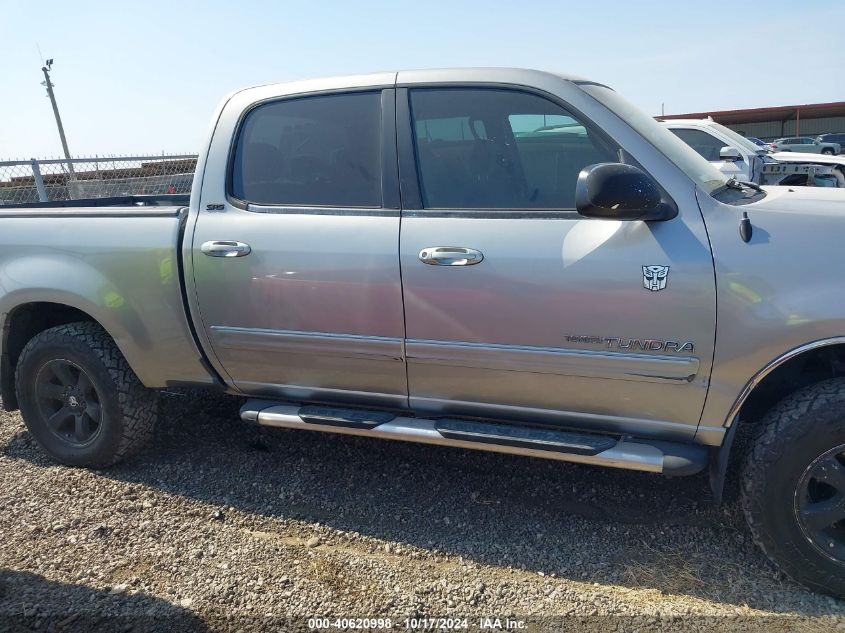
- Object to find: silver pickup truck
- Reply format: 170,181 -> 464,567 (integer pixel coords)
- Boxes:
3,68 -> 845,596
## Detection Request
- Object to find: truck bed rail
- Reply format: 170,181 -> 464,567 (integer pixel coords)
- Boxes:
0,193 -> 190,210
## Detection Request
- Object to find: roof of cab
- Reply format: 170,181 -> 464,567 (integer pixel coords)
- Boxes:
236,67 -> 597,97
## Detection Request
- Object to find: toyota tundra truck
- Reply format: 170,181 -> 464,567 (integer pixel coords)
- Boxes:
3,69 -> 845,596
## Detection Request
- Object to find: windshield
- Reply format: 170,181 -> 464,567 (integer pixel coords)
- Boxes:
579,84 -> 729,195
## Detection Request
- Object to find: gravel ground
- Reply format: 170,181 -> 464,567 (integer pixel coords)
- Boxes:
2,391 -> 845,632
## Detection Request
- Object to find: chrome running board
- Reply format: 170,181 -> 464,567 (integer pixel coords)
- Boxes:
240,400 -> 706,476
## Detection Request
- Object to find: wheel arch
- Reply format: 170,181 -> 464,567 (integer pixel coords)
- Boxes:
1,298 -> 138,411
710,337 -> 845,503
729,338 -> 845,428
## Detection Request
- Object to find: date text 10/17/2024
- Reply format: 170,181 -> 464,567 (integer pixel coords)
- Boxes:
307,617 -> 527,630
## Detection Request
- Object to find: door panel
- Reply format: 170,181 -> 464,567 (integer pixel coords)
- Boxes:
192,89 -> 407,407
398,86 -> 716,437
194,211 -> 405,404
401,216 -> 714,432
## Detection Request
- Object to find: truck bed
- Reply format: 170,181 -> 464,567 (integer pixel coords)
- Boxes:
0,200 -> 213,389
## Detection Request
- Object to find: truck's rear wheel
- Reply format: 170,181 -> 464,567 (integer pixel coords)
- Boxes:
741,378 -> 845,597
15,322 -> 158,468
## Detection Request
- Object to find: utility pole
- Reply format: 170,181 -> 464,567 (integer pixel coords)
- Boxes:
41,59 -> 77,197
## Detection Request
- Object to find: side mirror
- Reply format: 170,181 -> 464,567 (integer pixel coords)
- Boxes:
719,146 -> 742,162
575,163 -> 677,221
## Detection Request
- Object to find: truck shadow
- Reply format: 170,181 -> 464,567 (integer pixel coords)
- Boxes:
4,392 -> 842,617
0,569 -> 209,632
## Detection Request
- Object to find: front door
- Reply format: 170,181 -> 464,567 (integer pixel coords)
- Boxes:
397,85 -> 716,438
192,89 -> 407,408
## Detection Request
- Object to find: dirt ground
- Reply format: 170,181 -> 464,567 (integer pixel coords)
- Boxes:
1,392 -> 844,632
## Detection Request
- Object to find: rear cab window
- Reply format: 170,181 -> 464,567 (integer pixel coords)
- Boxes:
230,92 -> 382,208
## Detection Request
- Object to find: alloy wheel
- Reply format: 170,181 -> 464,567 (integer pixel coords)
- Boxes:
34,359 -> 103,446
795,444 -> 845,564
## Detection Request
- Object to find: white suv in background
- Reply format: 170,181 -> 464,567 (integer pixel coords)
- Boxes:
661,118 -> 765,181
661,118 -> 845,187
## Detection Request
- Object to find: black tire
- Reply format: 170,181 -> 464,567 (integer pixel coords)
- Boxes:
15,321 -> 158,468
741,378 -> 845,597
822,148 -> 835,155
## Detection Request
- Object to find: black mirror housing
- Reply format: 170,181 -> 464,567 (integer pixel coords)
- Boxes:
575,163 -> 677,221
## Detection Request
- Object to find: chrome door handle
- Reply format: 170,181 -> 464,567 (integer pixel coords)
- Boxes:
419,246 -> 484,266
201,240 -> 252,257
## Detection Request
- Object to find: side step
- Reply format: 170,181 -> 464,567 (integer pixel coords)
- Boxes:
297,405 -> 395,429
240,400 -> 706,476
435,419 -> 616,456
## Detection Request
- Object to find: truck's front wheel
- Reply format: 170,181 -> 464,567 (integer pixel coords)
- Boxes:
15,322 -> 158,468
742,378 -> 845,597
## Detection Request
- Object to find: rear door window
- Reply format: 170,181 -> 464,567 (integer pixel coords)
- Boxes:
231,92 -> 382,208
408,88 -> 617,210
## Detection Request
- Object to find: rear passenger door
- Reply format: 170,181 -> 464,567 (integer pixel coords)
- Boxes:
396,85 -> 716,437
191,88 -> 407,408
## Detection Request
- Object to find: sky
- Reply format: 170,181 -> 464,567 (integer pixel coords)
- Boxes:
1,0 -> 842,160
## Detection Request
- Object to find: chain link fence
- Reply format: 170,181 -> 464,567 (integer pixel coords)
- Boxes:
0,154 -> 198,205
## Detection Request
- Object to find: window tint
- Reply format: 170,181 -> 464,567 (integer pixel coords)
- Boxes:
668,128 -> 728,161
415,117 -> 486,141
508,114 -> 586,137
231,92 -> 381,207
409,89 -> 617,209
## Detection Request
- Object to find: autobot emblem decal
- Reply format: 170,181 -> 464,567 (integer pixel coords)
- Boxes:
643,265 -> 669,292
